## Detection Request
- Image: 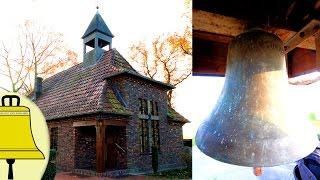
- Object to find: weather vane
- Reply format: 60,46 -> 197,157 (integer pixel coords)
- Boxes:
96,0 -> 100,11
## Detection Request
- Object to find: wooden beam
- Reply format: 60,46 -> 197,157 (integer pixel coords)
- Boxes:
193,37 -> 228,76
193,9 -> 316,50
73,120 -> 128,127
284,20 -> 320,53
193,33 -> 319,79
138,114 -> 159,120
96,122 -> 106,173
193,10 -> 320,81
193,9 -> 247,37
103,120 -> 128,126
316,33 -> 320,69
73,120 -> 96,127
287,48 -> 317,77
193,30 -> 233,44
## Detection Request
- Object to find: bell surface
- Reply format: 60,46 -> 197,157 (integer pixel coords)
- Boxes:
196,29 -> 319,167
0,106 -> 44,159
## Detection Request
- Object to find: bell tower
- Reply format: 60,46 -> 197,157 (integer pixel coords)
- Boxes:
82,7 -> 114,66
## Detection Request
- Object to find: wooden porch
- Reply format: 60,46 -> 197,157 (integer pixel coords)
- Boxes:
73,119 -> 128,174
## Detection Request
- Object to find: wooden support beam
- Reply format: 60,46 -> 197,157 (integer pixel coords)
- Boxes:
193,10 -> 320,82
73,119 -> 128,127
287,48 -> 317,77
96,122 -> 106,173
193,38 -> 228,76
289,32 -> 320,85
316,33 -> 320,69
103,120 -> 128,126
284,20 -> 320,53
73,120 -> 96,127
193,30 -> 233,44
193,9 -> 317,51
193,9 -> 247,37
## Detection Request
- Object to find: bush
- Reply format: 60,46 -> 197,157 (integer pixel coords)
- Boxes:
152,146 -> 159,173
41,149 -> 57,180
151,168 -> 191,179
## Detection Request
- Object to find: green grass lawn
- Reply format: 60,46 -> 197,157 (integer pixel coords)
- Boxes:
150,168 -> 192,179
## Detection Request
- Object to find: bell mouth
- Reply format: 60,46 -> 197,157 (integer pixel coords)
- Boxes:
196,120 -> 319,167
0,149 -> 45,159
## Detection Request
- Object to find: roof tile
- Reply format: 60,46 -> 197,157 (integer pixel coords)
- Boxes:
35,49 -> 187,123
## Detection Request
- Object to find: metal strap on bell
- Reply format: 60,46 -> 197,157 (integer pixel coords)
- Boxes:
0,95 -> 44,179
196,29 -> 319,167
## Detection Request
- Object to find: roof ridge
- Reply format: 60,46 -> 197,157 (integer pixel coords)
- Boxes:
104,70 -> 175,89
111,49 -> 139,74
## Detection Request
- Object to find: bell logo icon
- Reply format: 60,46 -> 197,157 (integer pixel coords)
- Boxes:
0,94 -> 48,180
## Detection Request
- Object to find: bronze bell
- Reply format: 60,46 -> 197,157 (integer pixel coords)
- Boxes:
196,29 -> 319,167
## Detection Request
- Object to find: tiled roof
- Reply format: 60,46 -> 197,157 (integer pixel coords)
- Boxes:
34,49 -> 176,120
104,71 -> 175,89
167,107 -> 190,123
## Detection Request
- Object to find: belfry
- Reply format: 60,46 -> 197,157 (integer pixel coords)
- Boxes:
82,8 -> 114,66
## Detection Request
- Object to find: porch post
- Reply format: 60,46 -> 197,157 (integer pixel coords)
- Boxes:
96,122 -> 106,173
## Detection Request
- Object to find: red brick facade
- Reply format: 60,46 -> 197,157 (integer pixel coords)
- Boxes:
46,76 -> 187,176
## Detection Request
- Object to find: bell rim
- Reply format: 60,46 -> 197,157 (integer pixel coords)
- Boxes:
196,126 -> 319,167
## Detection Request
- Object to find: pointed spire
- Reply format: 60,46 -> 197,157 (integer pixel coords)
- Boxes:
82,8 -> 114,66
82,10 -> 114,39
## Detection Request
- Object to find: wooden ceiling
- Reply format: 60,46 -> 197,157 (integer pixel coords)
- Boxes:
193,0 -> 320,31
193,0 -> 320,83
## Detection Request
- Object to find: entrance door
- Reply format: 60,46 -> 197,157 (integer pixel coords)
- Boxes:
105,126 -> 127,170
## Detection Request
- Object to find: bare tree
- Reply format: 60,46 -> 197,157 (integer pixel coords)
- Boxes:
129,0 -> 191,107
129,41 -> 158,79
0,42 -> 30,92
0,20 -> 78,94
167,27 -> 192,56
129,31 -> 191,107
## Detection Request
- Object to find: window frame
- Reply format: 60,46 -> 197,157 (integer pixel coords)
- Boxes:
152,120 -> 160,151
138,98 -> 161,155
50,127 -> 58,150
140,119 -> 150,154
139,98 -> 143,114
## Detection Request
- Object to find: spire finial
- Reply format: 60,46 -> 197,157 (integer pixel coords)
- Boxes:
96,5 -> 99,14
96,0 -> 100,12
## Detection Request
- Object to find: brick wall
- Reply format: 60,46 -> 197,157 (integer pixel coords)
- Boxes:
111,75 -> 185,173
75,126 -> 96,170
46,76 -> 186,175
48,119 -> 76,171
165,121 -> 186,168
47,116 -> 97,172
